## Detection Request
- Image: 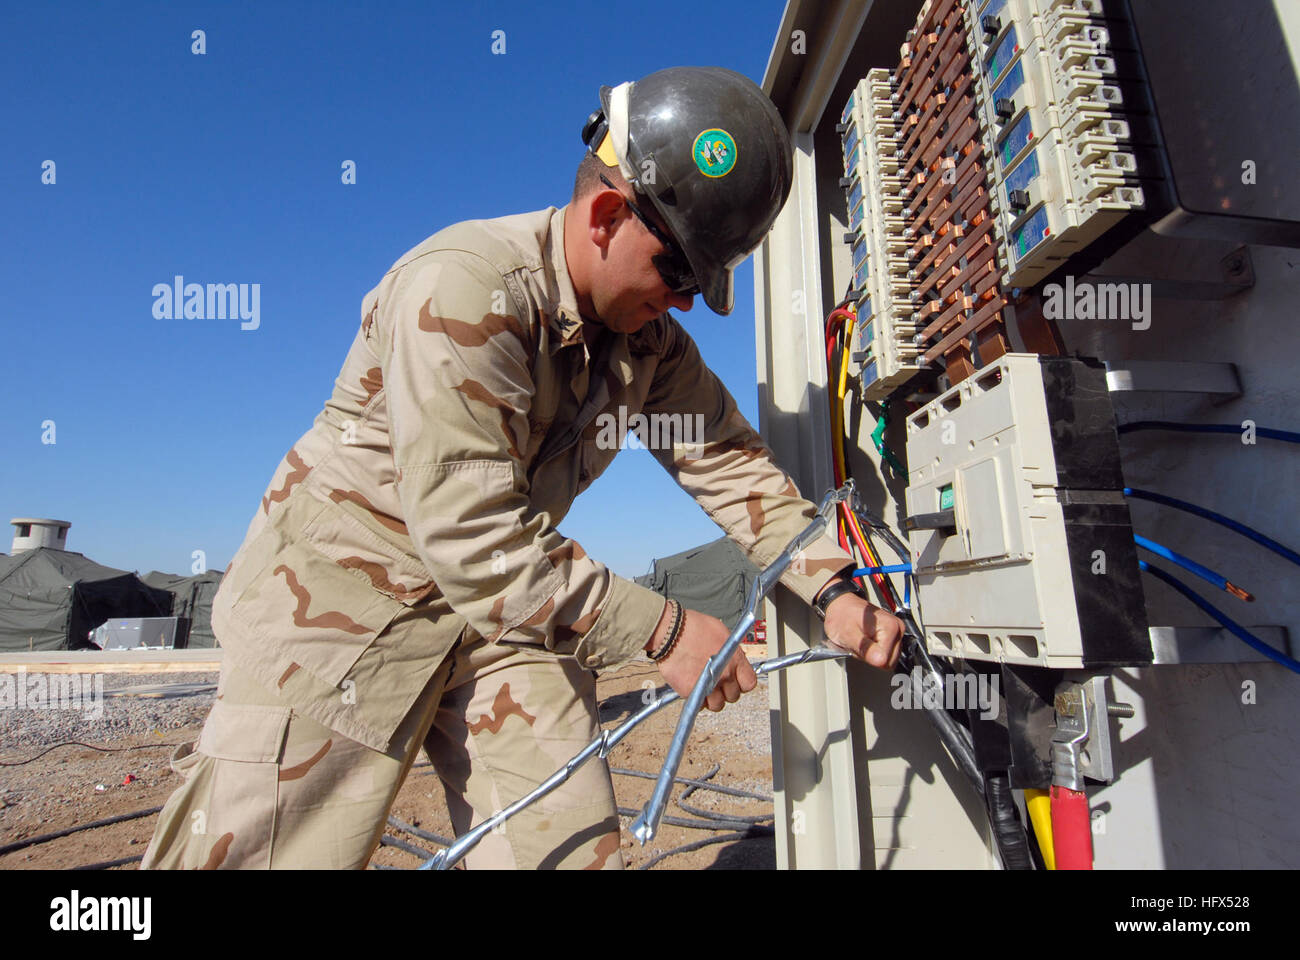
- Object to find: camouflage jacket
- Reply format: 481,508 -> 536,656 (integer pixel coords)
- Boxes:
211,205 -> 857,752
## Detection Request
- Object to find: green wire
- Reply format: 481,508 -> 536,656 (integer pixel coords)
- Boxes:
870,400 -> 907,479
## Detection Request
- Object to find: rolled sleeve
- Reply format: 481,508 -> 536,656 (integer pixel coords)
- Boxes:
382,252 -> 661,667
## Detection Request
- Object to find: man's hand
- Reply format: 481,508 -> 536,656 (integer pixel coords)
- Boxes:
648,604 -> 757,712
821,591 -> 904,670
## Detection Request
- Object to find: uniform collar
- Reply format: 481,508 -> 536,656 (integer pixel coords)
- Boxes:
545,206 -> 587,355
543,206 -> 644,397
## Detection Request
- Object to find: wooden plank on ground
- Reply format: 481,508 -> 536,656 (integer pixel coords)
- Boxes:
0,649 -> 222,674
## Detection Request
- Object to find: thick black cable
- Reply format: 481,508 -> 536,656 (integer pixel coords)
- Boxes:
379,834 -> 437,860
386,815 -> 451,848
675,801 -> 773,825
636,827 -> 774,870
677,763 -> 773,824
73,854 -> 144,871
0,806 -> 163,856
616,806 -> 767,833
895,617 -> 984,797
985,772 -> 1034,870
609,766 -> 772,802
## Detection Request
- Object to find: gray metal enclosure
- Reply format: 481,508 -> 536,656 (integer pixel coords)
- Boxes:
754,0 -> 1300,869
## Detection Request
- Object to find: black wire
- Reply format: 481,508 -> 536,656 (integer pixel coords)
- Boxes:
386,815 -> 451,848
637,827 -> 774,870
985,771 -> 1034,870
676,762 -> 773,824
379,834 -> 437,860
608,766 -> 772,802
0,806 -> 163,856
73,854 -> 145,871
0,739 -> 190,766
674,800 -> 774,825
616,807 -> 768,833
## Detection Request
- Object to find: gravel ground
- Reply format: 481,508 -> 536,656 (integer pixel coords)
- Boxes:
0,671 -> 219,753
1,654 -> 778,869
0,662 -> 773,758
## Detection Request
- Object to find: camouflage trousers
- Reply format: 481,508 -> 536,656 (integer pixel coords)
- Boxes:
140,629 -> 624,869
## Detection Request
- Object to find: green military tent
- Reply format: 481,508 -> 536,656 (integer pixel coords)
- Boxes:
634,536 -> 763,633
140,569 -> 224,648
0,548 -> 173,652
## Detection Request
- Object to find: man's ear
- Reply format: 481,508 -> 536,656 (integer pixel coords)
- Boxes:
588,188 -> 626,252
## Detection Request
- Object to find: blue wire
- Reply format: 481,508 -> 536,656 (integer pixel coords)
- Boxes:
1124,487 -> 1300,570
1138,560 -> 1300,673
1133,534 -> 1236,594
850,565 -> 913,610
849,564 -> 912,576
1118,420 -> 1300,444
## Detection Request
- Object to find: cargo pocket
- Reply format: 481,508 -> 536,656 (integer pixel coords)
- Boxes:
235,539 -> 406,689
182,701 -> 293,869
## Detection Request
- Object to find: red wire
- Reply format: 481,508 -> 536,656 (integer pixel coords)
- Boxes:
1050,786 -> 1094,870
844,504 -> 898,612
824,305 -> 899,613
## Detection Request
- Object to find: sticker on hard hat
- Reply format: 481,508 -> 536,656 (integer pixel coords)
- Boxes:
692,129 -> 737,178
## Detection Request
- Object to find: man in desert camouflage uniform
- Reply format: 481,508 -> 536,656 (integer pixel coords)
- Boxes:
142,66 -> 903,870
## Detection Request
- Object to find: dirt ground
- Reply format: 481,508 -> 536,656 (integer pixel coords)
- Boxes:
0,649 -> 778,870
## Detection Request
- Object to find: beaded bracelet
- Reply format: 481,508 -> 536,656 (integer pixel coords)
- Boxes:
648,599 -> 685,662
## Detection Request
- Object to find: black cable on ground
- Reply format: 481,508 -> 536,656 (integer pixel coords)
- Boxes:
379,834 -> 436,860
73,854 -> 144,870
609,767 -> 772,802
677,762 -> 773,824
386,815 -> 451,848
985,771 -> 1034,870
615,807 -> 767,833
0,739 -> 190,767
675,801 -> 773,825
637,826 -> 775,870
0,806 -> 163,856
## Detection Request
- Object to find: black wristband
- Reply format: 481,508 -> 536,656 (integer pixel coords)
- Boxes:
813,577 -> 867,620
648,599 -> 684,662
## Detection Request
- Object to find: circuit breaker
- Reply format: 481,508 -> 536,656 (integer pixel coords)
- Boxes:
967,0 -> 1152,287
904,353 -> 1150,667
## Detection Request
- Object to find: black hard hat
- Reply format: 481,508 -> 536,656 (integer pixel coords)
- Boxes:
581,66 -> 794,315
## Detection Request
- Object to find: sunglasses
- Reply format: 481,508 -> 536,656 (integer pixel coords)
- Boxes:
599,173 -> 700,297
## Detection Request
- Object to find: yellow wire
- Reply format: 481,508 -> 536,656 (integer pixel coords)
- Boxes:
831,316 -> 890,581
1024,789 -> 1055,869
830,317 -> 851,485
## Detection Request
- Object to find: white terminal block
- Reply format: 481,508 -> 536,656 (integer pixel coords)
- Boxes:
904,353 -> 1134,668
966,0 -> 1145,288
842,69 -> 923,399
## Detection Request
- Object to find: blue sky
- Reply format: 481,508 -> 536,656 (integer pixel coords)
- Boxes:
1,0 -> 789,580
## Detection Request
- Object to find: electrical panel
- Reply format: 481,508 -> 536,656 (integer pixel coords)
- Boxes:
904,353 -> 1150,668
837,0 -> 1161,398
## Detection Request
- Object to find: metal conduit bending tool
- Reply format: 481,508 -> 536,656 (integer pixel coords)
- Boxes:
630,481 -> 856,845
418,481 -> 858,869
